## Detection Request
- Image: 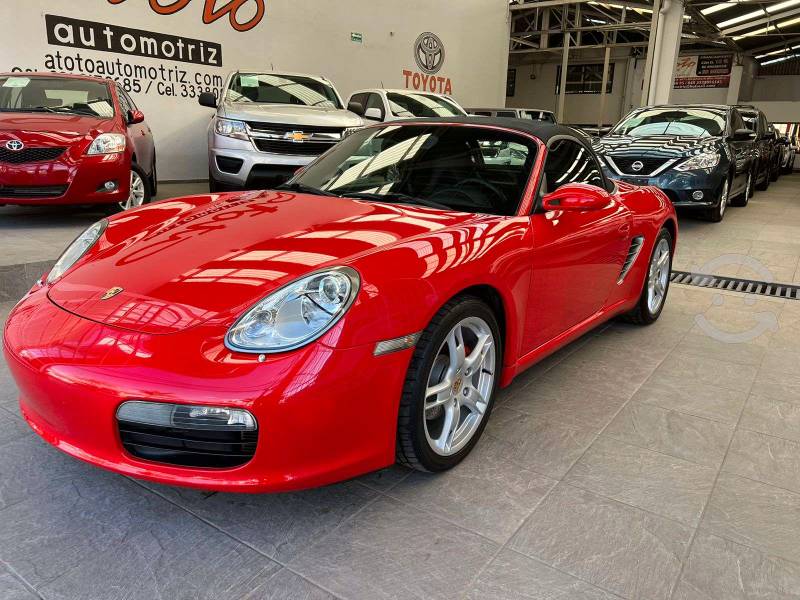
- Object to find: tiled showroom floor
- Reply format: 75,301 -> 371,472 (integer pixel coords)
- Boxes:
2,177 -> 800,599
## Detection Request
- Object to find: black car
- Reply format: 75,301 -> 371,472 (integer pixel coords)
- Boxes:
593,104 -> 756,222
768,123 -> 783,182
735,105 -> 776,191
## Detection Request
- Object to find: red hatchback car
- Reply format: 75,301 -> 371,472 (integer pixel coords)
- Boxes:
4,119 -> 677,492
0,72 -> 156,211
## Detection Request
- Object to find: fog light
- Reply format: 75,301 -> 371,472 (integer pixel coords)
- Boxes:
117,401 -> 256,431
98,180 -> 118,192
692,190 -> 704,200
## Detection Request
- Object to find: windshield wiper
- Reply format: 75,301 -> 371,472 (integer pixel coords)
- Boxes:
277,182 -> 339,197
0,106 -> 57,113
345,192 -> 450,211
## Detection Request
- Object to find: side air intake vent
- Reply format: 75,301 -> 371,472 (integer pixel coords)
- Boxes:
618,236 -> 645,284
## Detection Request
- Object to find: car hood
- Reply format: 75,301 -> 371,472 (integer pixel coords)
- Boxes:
0,113 -> 110,146
221,102 -> 363,127
48,190 -> 478,334
593,134 -> 721,159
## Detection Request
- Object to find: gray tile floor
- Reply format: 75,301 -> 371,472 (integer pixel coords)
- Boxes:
1,177 -> 800,599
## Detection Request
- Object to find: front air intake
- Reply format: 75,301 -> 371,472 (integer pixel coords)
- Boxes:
116,401 -> 258,468
618,236 -> 645,284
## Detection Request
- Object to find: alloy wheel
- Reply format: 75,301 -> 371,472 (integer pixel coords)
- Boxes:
647,238 -> 671,314
423,317 -> 496,456
121,169 -> 146,211
719,178 -> 729,217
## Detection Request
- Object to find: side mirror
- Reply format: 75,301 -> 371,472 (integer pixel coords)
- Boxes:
542,183 -> 611,212
347,100 -> 365,116
364,107 -> 384,121
198,92 -> 218,109
732,128 -> 755,141
127,109 -> 145,125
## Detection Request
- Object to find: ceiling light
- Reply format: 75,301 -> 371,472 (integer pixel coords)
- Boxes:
735,14 -> 800,39
701,4 -> 733,16
762,53 -> 799,65
717,8 -> 765,29
769,0 -> 800,13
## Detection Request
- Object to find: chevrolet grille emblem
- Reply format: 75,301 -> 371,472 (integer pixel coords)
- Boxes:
286,131 -> 310,142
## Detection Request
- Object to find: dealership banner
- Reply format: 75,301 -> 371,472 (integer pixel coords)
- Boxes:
1,0 -> 509,179
674,55 -> 732,89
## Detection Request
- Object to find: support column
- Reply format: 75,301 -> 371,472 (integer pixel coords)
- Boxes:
726,64 -> 744,104
642,0 -> 685,106
598,45 -> 612,127
557,31 -> 570,122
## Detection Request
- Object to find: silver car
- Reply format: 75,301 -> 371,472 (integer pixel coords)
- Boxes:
345,89 -> 467,123
199,71 -> 363,191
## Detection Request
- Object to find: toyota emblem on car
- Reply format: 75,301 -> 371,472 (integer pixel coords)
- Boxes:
414,32 -> 445,74
5,140 -> 24,151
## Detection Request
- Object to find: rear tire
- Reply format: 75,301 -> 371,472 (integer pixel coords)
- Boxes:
396,296 -> 502,472
621,228 -> 672,326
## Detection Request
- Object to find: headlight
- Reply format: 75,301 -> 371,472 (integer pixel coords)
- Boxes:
226,267 -> 360,353
675,152 -> 720,172
86,133 -> 126,155
215,117 -> 248,141
46,219 -> 107,284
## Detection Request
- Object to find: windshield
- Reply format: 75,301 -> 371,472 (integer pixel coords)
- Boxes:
290,124 -> 537,216
226,73 -> 342,108
387,92 -> 465,118
613,108 -> 726,137
0,76 -> 114,117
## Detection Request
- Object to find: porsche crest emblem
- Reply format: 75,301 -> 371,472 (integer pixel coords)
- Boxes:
100,286 -> 124,300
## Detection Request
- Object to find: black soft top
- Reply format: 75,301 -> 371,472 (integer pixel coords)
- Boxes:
391,116 -> 586,144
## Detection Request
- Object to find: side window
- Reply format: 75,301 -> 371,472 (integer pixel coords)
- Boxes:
496,110 -> 516,118
349,92 -> 368,111
116,86 -> 131,117
542,139 -> 605,194
365,93 -> 385,120
731,109 -> 745,133
121,88 -> 138,111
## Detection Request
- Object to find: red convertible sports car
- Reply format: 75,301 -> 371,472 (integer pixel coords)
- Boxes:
3,118 -> 677,492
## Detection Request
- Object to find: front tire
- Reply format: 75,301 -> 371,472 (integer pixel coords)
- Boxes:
756,163 -> 770,191
704,177 -> 729,222
109,163 -> 151,213
621,228 -> 672,325
396,296 -> 502,472
730,171 -> 751,207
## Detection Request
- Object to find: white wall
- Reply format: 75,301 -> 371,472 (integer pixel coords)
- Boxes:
1,0 -> 510,180
506,59 -> 629,125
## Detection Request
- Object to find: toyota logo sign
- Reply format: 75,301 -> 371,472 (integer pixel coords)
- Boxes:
631,160 -> 644,172
5,140 -> 24,152
414,32 -> 445,74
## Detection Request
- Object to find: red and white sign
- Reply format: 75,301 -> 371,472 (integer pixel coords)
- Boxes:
674,55 -> 732,89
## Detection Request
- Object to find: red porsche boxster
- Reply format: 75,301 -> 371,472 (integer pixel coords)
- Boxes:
3,119 -> 677,492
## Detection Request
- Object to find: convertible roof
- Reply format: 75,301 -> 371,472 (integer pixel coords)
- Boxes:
394,116 -> 585,143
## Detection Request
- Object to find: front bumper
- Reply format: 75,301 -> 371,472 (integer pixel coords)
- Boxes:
209,132 -> 319,189
3,289 -> 410,492
0,152 -> 130,206
605,166 -> 727,210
